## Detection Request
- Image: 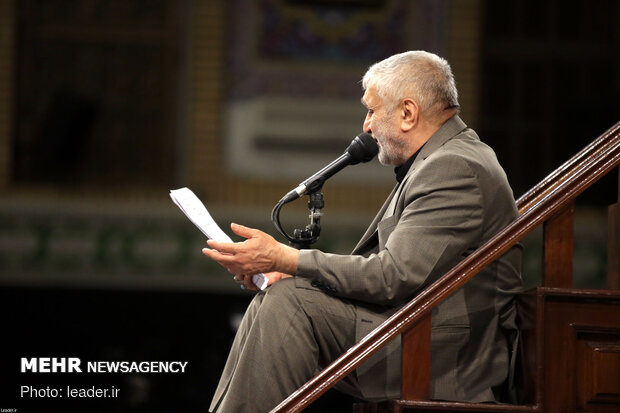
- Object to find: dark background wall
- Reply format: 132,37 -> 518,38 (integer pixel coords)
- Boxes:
480,0 -> 620,204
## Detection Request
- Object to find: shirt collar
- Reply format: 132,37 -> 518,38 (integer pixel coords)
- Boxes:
394,146 -> 422,183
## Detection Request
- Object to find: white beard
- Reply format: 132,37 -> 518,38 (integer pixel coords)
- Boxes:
374,118 -> 408,166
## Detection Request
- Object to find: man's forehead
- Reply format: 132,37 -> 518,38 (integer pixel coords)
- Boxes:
362,87 -> 381,106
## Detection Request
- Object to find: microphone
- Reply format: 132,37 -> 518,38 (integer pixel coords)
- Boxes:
279,132 -> 378,203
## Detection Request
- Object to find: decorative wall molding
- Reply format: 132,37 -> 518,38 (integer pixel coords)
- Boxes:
226,96 -> 391,183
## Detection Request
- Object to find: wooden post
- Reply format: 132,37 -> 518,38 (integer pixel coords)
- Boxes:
543,202 -> 575,288
400,311 -> 431,400
609,166 -> 620,290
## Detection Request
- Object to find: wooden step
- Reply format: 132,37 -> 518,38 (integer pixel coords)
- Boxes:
352,400 -> 539,413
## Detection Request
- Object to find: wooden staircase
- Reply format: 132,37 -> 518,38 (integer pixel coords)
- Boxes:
271,122 -> 620,413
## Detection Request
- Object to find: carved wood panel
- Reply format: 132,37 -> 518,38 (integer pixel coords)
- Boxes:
575,329 -> 620,411
543,291 -> 620,412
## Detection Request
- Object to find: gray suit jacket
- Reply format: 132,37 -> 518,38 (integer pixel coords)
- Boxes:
297,115 -> 522,402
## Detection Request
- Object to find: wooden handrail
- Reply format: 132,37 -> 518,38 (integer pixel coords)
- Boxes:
516,122 -> 620,214
270,123 -> 620,413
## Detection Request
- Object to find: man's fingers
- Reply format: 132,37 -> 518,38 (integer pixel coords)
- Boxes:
202,248 -> 253,277
202,247 -> 235,264
232,274 -> 258,291
242,275 -> 258,291
206,240 -> 238,254
230,223 -> 258,239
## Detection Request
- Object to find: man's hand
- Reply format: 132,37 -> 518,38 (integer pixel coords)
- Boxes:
234,271 -> 293,291
202,223 -> 299,278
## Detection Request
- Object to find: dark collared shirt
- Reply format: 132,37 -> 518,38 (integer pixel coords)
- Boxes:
394,147 -> 422,183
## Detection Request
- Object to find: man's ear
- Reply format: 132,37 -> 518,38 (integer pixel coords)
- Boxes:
400,98 -> 418,132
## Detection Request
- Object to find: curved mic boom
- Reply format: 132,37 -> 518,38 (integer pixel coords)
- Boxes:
279,133 -> 378,203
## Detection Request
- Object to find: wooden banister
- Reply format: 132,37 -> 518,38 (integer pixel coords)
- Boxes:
400,311 -> 431,400
270,123 -> 620,413
516,122 -> 620,214
542,202 -> 574,288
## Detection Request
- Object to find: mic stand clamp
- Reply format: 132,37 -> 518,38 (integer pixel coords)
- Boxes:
290,191 -> 324,249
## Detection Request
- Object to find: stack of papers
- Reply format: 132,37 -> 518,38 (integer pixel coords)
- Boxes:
169,187 -> 268,290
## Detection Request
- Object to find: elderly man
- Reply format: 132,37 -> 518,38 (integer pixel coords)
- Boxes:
204,51 -> 522,413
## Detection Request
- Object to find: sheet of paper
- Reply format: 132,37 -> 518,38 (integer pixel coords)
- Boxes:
170,187 -> 268,290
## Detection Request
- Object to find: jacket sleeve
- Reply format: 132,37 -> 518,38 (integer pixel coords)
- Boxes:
296,153 -> 485,306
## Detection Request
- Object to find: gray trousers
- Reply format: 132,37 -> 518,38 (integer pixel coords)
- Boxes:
209,277 -> 364,413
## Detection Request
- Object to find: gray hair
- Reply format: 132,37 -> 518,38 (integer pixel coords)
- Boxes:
362,51 -> 459,118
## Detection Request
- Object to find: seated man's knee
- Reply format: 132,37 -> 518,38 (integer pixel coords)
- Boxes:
265,277 -> 297,297
260,278 -> 303,313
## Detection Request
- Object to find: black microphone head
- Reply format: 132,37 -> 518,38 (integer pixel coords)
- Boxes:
346,132 -> 379,165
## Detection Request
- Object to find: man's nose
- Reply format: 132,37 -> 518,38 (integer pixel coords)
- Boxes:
363,117 -> 371,133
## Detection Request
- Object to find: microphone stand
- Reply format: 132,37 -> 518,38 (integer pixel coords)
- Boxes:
270,132 -> 378,249
271,189 -> 324,250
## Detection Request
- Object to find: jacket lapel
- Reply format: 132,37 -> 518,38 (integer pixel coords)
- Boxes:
352,183 -> 399,254
351,115 -> 468,255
